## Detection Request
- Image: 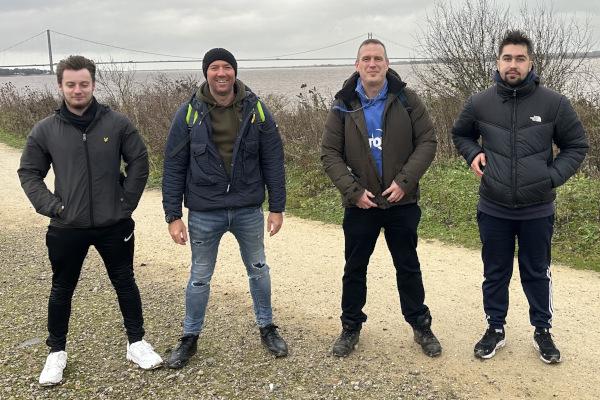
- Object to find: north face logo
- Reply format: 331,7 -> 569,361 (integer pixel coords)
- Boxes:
530,115 -> 542,122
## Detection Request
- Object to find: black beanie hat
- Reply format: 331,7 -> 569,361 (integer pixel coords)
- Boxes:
202,48 -> 237,78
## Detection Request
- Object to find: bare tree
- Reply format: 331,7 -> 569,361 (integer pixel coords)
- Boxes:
95,60 -> 138,116
414,0 -> 596,98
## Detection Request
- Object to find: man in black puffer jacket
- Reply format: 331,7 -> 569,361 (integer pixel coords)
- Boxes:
453,30 -> 588,364
452,31 -> 588,363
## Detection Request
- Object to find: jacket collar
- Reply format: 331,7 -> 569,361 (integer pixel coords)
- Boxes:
494,70 -> 539,99
335,69 -> 406,105
54,97 -> 110,128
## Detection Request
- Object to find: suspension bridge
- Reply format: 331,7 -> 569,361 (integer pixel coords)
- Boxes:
0,30 -> 428,72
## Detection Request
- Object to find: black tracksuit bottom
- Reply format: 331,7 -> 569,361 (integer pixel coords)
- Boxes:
341,204 -> 429,329
477,211 -> 555,329
44,218 -> 145,351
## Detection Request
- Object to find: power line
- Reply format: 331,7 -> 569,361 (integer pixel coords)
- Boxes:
267,33 -> 368,58
0,30 -> 46,53
50,30 -> 203,60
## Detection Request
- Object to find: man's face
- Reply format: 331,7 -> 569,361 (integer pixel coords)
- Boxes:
58,68 -> 95,110
497,44 -> 533,86
206,60 -> 235,97
355,43 -> 389,88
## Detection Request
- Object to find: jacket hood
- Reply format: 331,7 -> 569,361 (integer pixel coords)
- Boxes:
494,69 -> 539,99
335,69 -> 406,104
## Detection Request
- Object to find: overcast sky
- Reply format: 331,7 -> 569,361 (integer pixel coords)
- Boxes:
0,0 -> 598,70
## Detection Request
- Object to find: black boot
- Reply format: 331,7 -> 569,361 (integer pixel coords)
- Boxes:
167,334 -> 199,369
412,311 -> 442,357
332,325 -> 360,357
259,324 -> 288,357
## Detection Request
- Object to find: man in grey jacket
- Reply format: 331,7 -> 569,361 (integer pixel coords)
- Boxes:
18,55 -> 162,386
452,30 -> 588,364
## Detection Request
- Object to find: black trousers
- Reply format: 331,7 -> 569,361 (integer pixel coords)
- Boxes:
477,211 -> 555,329
45,218 -> 145,351
341,204 -> 429,329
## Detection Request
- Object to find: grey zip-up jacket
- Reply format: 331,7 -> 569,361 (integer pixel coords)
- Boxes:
18,104 -> 149,228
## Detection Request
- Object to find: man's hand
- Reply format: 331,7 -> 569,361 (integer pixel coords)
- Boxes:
356,190 -> 378,209
267,212 -> 283,236
168,219 -> 188,245
471,153 -> 486,177
382,180 -> 405,203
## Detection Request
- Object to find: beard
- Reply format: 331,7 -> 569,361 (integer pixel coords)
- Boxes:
65,96 -> 93,110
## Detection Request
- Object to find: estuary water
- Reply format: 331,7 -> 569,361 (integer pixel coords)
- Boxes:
0,64 -> 418,100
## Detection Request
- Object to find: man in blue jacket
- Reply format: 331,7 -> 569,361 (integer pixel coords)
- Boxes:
452,30 -> 588,364
162,48 -> 288,368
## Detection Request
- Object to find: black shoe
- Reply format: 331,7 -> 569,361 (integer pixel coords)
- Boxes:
412,312 -> 442,357
167,334 -> 198,369
332,326 -> 360,357
259,324 -> 288,357
474,327 -> 506,359
533,328 -> 561,364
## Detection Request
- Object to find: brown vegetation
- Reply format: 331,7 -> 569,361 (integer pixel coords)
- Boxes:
0,71 -> 599,178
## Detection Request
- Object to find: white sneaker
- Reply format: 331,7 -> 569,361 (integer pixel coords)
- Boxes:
39,351 -> 67,386
126,339 -> 163,370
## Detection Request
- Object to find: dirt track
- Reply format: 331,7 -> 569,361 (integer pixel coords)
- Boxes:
2,142 -> 600,399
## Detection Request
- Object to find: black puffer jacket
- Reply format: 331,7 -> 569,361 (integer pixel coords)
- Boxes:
452,72 -> 588,208
18,104 -> 149,228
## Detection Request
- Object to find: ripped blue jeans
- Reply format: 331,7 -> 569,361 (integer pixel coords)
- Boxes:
183,206 -> 272,335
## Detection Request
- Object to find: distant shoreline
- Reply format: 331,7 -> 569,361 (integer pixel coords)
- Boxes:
0,60 -> 429,76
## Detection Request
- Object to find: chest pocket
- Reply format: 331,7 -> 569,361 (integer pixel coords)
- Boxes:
241,140 -> 261,184
190,143 -> 218,185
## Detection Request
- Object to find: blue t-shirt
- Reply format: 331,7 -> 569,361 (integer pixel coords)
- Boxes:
356,78 -> 388,177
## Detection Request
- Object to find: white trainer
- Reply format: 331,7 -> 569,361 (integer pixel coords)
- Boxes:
39,351 -> 67,386
126,339 -> 163,370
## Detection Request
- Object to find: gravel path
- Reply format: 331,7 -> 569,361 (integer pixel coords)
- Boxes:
1,142 -> 599,400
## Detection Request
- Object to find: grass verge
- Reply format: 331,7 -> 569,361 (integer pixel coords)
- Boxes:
0,129 -> 26,149
286,158 -> 600,272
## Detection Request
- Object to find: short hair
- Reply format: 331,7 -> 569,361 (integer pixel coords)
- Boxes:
56,55 -> 96,84
498,30 -> 534,57
356,39 -> 388,62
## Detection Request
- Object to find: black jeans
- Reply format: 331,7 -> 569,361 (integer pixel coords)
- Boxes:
341,204 -> 429,329
45,218 -> 145,351
477,211 -> 555,329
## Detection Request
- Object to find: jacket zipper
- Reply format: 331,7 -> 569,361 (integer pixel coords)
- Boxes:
80,115 -> 102,226
82,131 -> 95,226
511,89 -> 518,207
227,106 -> 254,194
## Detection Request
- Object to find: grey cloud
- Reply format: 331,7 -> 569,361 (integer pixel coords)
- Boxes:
0,0 -> 597,68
